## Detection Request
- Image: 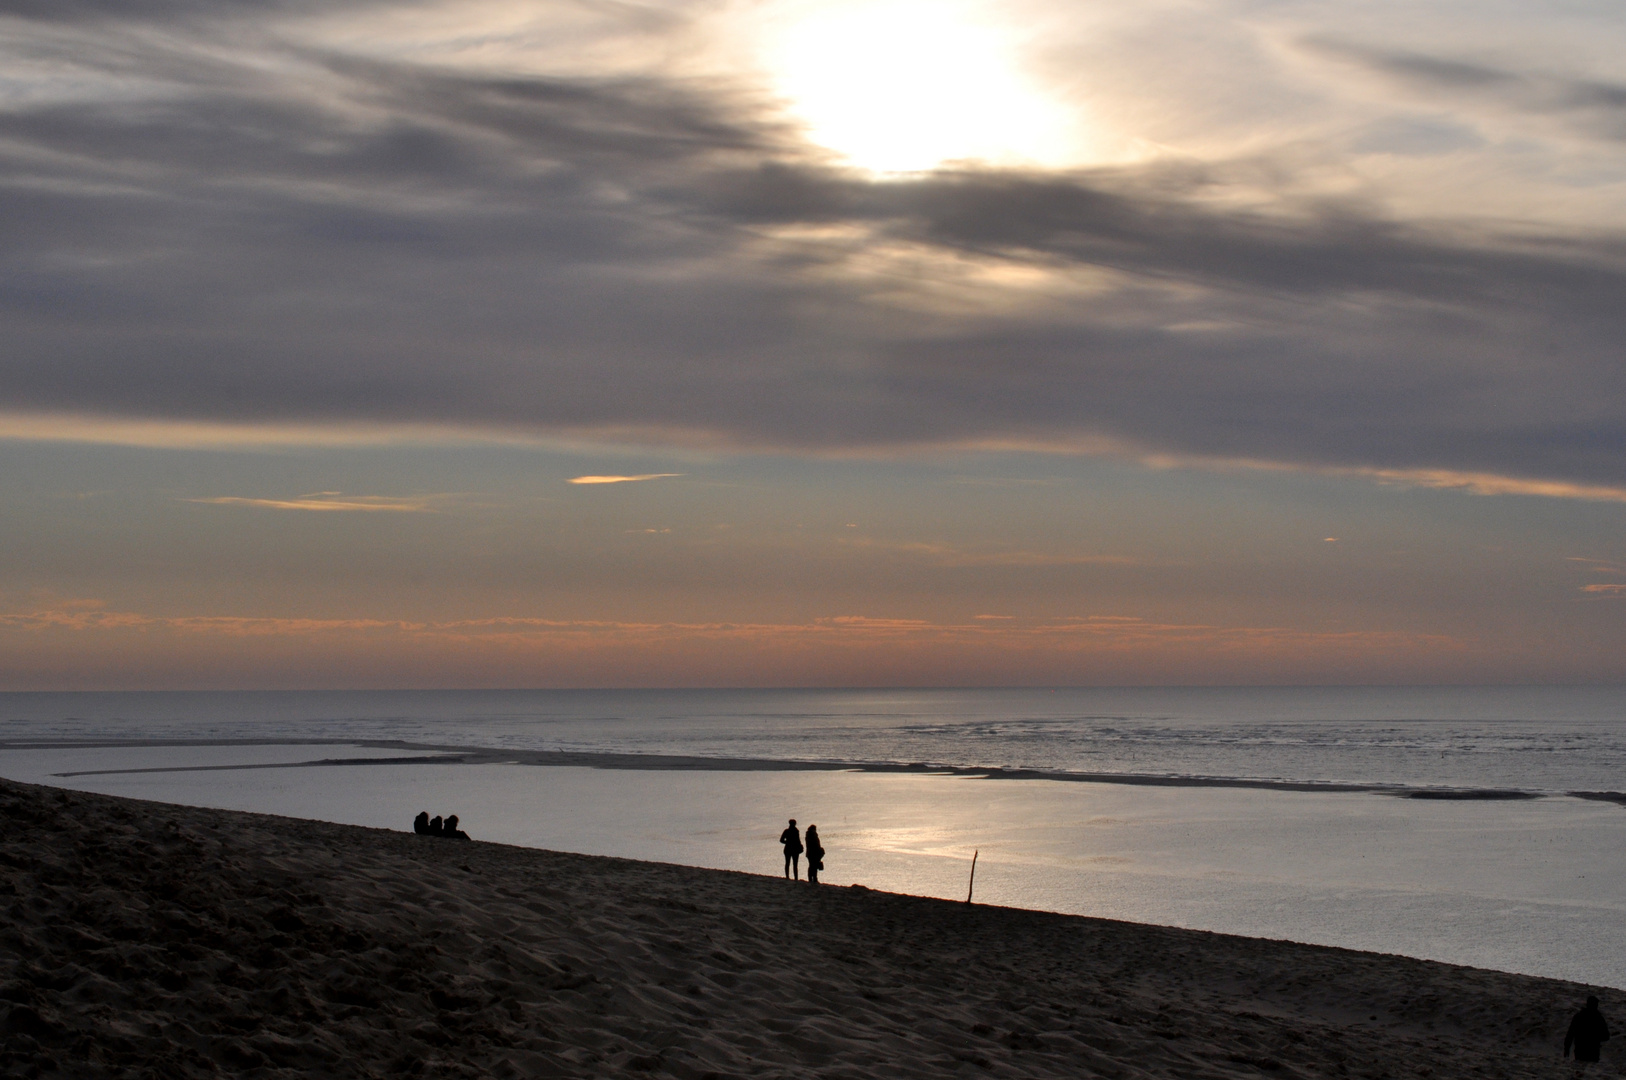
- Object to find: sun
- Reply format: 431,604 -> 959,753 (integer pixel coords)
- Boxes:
763,0 -> 1077,174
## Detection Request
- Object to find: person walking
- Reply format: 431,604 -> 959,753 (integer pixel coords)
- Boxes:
804,824 -> 824,885
779,819 -> 803,880
1565,995 -> 1611,1063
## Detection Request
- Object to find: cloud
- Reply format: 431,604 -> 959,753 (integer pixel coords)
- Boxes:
1305,38 -> 1626,142
838,538 -> 1141,567
11,602 -> 1605,688
0,412 -> 600,449
185,494 -> 438,512
0,0 -> 371,21
1569,557 -> 1626,574
1353,470 -> 1626,504
1122,454 -> 1626,505
1581,584 -> 1626,596
568,474 -> 683,485
819,616 -> 935,630
0,607 -> 159,632
1,2 -> 1625,497
0,604 -> 1461,654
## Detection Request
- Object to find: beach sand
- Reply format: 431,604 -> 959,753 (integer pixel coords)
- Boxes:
0,778 -> 1615,1079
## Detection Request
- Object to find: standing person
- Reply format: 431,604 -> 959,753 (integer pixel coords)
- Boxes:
779,819 -> 803,880
804,825 -> 824,885
1565,995 -> 1611,1063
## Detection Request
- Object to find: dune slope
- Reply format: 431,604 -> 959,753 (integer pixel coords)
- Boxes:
0,778 -> 1614,1078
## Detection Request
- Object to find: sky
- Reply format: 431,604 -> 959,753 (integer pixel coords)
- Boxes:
1,0 -> 1624,689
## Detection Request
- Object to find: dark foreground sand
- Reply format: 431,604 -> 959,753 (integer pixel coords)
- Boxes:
0,778 -> 1617,1079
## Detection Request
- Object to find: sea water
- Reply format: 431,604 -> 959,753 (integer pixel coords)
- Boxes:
2,687 -> 1625,987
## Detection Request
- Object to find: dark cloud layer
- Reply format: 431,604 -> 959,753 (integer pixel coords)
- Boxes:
4,7 -> 1626,487
0,0 -> 384,21
1310,37 -> 1626,142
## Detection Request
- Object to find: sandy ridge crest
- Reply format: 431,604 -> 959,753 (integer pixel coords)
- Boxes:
0,778 -> 1615,1079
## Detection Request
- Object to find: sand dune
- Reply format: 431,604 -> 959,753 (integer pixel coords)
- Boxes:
0,777 -> 1615,1078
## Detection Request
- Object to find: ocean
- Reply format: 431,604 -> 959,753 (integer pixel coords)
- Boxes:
3,686 -> 1624,987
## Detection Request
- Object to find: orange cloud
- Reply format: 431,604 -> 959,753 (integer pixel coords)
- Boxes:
1360,469 -> 1626,503
819,616 -> 935,631
0,603 -> 1492,693
186,494 -> 438,512
0,609 -> 156,632
1129,451 -> 1626,505
1570,557 -> 1626,574
567,474 -> 683,485
0,606 -> 1460,651
838,538 -> 1139,567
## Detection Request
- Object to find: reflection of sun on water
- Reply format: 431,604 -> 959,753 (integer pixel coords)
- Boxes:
765,0 -> 1077,174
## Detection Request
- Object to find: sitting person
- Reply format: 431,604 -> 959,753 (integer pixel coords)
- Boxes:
413,811 -> 431,835
428,814 -> 444,836
443,814 -> 471,840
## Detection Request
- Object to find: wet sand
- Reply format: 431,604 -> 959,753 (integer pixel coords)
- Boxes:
0,777 -> 1616,1078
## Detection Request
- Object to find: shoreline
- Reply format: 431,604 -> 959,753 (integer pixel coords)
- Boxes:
2,736 -> 1595,801
0,775 -> 1617,1078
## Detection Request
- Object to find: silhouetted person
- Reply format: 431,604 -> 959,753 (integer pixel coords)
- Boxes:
805,825 -> 824,885
428,814 -> 444,836
780,819 -> 802,880
443,814 -> 470,840
413,811 -> 430,835
1566,996 -> 1611,1062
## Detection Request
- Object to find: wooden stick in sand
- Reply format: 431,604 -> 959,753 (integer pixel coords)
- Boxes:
966,849 -> 978,905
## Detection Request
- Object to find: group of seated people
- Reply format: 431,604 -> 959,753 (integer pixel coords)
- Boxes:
412,811 -> 471,840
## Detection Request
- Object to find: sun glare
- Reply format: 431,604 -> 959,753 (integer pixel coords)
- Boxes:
765,1 -> 1075,174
